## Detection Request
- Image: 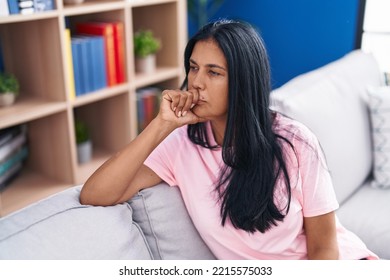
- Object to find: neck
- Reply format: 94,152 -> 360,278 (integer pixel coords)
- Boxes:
211,120 -> 226,146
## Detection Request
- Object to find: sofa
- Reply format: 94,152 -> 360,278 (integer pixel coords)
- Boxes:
0,50 -> 389,259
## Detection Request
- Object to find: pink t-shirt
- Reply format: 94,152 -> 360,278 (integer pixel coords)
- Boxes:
144,113 -> 378,260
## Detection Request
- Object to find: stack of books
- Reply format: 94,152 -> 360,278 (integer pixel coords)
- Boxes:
70,34 -> 107,96
1,0 -> 54,16
136,87 -> 162,133
64,21 -> 126,99
0,125 -> 28,191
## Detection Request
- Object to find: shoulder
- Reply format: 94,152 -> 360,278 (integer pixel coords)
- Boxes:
273,112 -> 319,147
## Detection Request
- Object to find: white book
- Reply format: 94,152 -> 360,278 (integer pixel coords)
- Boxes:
0,0 -> 10,16
19,0 -> 34,8
20,7 -> 34,15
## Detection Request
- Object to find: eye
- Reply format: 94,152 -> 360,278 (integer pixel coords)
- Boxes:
189,65 -> 198,72
209,70 -> 221,76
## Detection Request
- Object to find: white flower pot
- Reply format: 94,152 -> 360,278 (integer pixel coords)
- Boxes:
0,92 -> 16,107
77,140 -> 92,164
135,54 -> 156,74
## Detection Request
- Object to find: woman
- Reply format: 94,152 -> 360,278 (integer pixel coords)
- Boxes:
80,20 -> 377,260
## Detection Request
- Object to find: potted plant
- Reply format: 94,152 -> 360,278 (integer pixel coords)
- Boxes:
134,30 -> 161,74
0,72 -> 20,107
75,119 -> 92,164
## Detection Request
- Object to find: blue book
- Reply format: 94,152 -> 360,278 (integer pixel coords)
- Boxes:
85,36 -> 99,92
71,39 -> 83,96
89,36 -> 107,90
77,36 -> 93,94
7,0 -> 19,14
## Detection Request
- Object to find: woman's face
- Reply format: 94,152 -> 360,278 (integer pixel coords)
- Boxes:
187,39 -> 229,122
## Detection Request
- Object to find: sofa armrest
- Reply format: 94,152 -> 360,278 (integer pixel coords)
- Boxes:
0,185 -> 152,260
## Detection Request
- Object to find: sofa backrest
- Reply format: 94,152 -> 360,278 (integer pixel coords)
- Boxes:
270,50 -> 383,204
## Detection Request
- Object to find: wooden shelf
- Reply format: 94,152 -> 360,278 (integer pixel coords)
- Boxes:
0,96 -> 67,129
134,66 -> 182,88
71,83 -> 129,108
0,168 -> 71,217
0,0 -> 187,217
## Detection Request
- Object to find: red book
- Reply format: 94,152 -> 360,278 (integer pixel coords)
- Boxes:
76,22 -> 117,86
143,93 -> 155,128
112,21 -> 125,84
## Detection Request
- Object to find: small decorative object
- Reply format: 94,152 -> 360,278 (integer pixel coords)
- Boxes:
0,72 -> 19,107
134,30 -> 161,74
75,119 -> 92,164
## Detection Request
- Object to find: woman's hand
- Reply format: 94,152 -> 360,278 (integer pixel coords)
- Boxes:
158,89 -> 206,127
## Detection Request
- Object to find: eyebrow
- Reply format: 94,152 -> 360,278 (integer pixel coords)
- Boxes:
189,58 -> 227,71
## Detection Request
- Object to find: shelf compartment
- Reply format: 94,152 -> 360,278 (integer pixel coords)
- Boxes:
132,1 -> 180,69
0,168 -> 71,217
73,93 -> 131,183
0,111 -> 74,217
26,111 -> 74,182
0,18 -> 66,102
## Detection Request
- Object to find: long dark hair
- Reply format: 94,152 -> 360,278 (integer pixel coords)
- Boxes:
182,20 -> 294,233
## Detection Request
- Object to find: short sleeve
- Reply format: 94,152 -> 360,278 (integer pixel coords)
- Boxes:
293,126 -> 339,217
144,127 -> 185,187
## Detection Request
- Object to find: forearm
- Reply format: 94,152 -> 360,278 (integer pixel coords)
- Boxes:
79,117 -> 174,206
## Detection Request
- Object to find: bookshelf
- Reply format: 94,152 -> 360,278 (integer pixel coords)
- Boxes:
0,0 -> 187,217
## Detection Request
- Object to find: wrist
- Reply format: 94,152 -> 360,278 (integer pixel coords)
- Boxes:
146,117 -> 177,139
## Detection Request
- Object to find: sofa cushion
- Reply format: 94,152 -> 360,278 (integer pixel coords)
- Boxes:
270,50 -> 383,204
0,185 -> 152,260
128,183 -> 216,260
367,86 -> 390,189
336,181 -> 390,260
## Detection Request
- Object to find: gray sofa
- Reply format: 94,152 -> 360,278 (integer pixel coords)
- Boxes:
1,50 -> 389,259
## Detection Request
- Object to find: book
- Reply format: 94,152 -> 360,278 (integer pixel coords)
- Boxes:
71,38 -> 83,96
0,161 -> 22,191
64,29 -> 76,100
18,0 -> 33,8
0,146 -> 28,177
136,87 -> 162,132
75,36 -> 93,94
136,93 -> 145,133
0,0 -> 10,16
33,0 -> 53,12
0,132 -> 26,163
76,22 -> 117,87
88,35 -> 107,91
0,125 -> 23,148
7,0 -> 19,14
112,21 -> 125,84
19,7 -> 34,14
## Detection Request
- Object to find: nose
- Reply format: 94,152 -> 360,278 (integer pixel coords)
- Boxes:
191,71 -> 205,91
